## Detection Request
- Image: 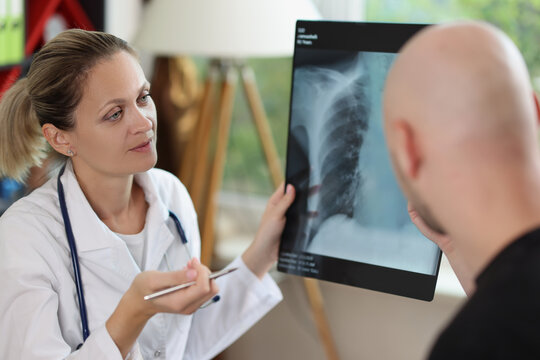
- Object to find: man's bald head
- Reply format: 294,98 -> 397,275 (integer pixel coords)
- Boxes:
383,21 -> 540,235
385,21 -> 535,141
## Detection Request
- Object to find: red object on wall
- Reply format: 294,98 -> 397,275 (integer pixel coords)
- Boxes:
0,0 -> 95,98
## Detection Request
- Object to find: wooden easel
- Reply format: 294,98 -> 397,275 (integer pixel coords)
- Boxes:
179,59 -> 340,360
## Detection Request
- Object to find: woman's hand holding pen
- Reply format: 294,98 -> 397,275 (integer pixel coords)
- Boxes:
136,258 -> 219,315
105,182 -> 295,358
106,258 -> 218,358
242,183 -> 296,279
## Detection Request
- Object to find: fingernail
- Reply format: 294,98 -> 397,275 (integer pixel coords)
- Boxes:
187,269 -> 198,280
286,184 -> 292,194
192,257 -> 200,265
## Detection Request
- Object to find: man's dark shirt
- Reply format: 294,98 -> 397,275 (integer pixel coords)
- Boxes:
429,227 -> 540,359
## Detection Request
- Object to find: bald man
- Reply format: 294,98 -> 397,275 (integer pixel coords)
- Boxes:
383,21 -> 540,358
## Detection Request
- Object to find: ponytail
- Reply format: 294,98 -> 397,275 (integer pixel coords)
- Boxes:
0,78 -> 48,181
0,28 -> 136,183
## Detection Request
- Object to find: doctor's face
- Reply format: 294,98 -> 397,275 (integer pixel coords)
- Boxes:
70,50 -> 157,177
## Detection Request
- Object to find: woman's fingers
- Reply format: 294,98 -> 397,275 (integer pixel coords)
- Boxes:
266,183 -> 295,218
142,259 -> 219,315
268,182 -> 286,205
274,184 -> 295,215
181,280 -> 220,313
241,183 -> 296,279
154,267 -> 198,289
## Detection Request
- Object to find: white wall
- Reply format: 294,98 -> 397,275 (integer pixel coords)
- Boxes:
104,0 -> 155,79
221,274 -> 464,360
104,0 -> 143,42
312,0 -> 366,21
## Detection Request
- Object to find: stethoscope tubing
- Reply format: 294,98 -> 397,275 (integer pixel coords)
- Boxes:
57,166 -> 90,342
57,165 -> 189,346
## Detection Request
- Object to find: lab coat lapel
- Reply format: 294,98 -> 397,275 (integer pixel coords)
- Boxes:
60,162 -> 139,289
135,171 -> 175,271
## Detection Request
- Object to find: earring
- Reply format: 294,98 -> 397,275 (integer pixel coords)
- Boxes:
67,149 -> 74,156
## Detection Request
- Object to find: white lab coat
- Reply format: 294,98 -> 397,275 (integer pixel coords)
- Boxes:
0,162 -> 282,359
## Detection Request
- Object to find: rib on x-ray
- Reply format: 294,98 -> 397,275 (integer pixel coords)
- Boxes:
284,50 -> 367,251
284,49 -> 440,275
315,64 -> 368,235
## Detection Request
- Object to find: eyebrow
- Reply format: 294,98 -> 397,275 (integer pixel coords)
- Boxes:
98,82 -> 150,114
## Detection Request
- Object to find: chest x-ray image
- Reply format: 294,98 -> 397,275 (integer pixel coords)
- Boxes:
282,48 -> 440,276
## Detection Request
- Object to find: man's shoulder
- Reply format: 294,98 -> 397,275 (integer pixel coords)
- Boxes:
429,273 -> 540,359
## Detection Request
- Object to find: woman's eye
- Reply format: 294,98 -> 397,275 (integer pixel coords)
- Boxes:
107,110 -> 122,121
139,93 -> 152,104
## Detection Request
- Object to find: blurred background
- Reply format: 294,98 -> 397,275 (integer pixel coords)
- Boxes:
1,0 -> 538,359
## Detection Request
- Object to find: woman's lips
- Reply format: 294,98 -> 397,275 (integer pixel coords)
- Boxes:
130,140 -> 151,152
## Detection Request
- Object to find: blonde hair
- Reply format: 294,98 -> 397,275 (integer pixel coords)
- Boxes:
0,29 -> 136,181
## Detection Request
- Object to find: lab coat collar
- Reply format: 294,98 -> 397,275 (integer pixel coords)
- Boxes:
59,161 -> 176,272
60,161 -> 120,253
133,170 -> 177,270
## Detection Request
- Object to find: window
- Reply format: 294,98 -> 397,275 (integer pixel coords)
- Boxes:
222,1 -> 540,196
366,0 -> 540,91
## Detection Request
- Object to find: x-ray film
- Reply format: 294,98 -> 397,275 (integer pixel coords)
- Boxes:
278,21 -> 441,301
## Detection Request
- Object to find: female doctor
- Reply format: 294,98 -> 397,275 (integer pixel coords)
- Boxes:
0,29 -> 295,359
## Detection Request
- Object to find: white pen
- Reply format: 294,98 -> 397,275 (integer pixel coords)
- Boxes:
144,267 -> 238,300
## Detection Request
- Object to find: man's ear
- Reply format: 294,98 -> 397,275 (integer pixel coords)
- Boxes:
393,119 -> 421,179
534,92 -> 540,126
42,124 -> 73,156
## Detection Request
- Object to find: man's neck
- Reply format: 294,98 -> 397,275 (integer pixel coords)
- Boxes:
449,165 -> 540,281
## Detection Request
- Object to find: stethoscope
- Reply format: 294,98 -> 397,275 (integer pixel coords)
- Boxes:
57,165 -> 190,346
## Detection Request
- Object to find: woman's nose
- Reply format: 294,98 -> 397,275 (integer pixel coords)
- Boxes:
131,107 -> 154,134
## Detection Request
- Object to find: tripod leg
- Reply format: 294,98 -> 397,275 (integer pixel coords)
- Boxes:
241,64 -> 340,359
304,278 -> 340,360
187,62 -> 220,212
178,61 -> 218,191
240,65 -> 284,187
200,65 -> 238,267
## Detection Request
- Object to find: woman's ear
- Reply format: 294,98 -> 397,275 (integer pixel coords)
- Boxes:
393,119 -> 422,179
42,124 -> 74,156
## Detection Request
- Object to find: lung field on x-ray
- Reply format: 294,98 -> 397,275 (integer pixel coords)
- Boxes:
315,58 -> 370,240
283,49 -> 440,275
286,49 -> 370,250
